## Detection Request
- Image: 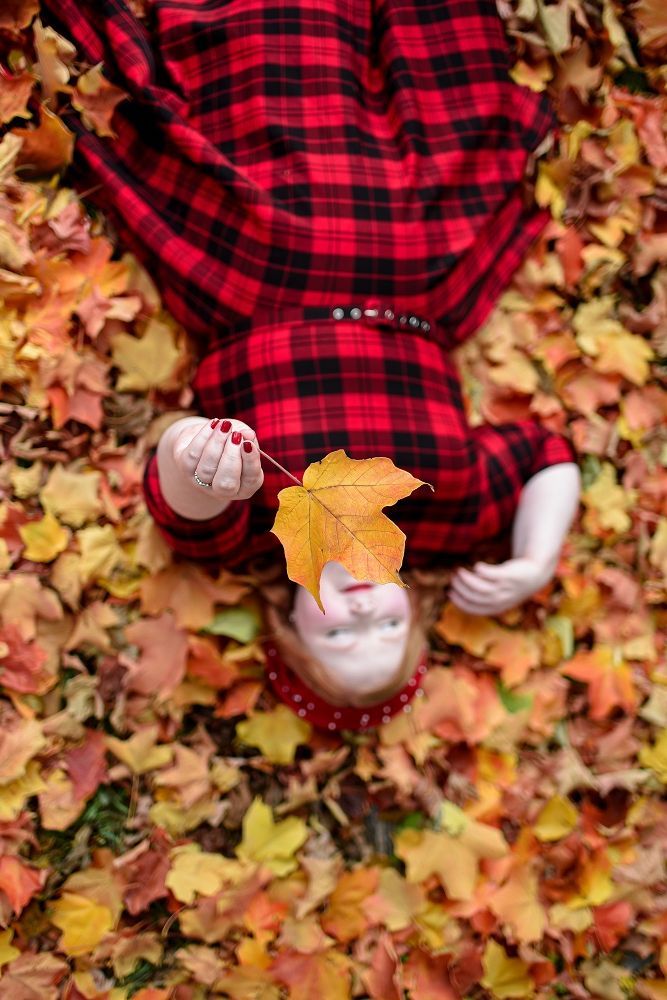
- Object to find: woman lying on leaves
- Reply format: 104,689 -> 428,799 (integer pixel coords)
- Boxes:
43,0 -> 581,732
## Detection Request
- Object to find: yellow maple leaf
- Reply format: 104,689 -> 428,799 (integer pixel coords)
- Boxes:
361,867 -> 425,933
236,797 -> 309,876
149,798 -> 219,837
166,844 -> 251,904
0,761 -> 46,823
489,867 -> 547,944
75,523 -> 126,585
105,725 -> 173,775
534,795 -> 579,841
10,460 -> 43,499
509,59 -> 552,92
50,891 -> 114,956
110,315 -> 181,391
574,296 -> 654,385
394,808 -> 508,902
649,519 -> 667,577
40,464 -> 102,528
236,704 -> 311,765
639,729 -> 667,783
0,927 -> 20,968
18,511 -> 69,562
581,463 -> 637,535
481,939 -> 534,999
272,449 -> 429,610
489,351 -> 539,394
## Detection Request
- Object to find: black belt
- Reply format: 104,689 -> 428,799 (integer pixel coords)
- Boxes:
222,301 -> 435,340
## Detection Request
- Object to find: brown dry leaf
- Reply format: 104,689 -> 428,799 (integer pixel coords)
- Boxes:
0,573 -> 63,641
14,105 -> 75,175
0,951 -> 68,1000
72,63 -> 129,138
270,948 -> 352,1000
32,20 -> 75,104
105,725 -> 173,775
139,563 -> 249,630
0,1 -> 39,31
0,70 -> 35,126
123,611 -> 189,700
633,0 -> 667,54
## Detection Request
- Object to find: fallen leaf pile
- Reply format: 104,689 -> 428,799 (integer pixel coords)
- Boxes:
0,3 -> 666,998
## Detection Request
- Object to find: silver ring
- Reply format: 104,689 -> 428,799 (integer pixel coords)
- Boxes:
193,472 -> 212,489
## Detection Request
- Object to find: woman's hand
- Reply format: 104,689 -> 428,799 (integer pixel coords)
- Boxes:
449,558 -> 550,616
172,417 -> 264,500
156,415 -> 264,520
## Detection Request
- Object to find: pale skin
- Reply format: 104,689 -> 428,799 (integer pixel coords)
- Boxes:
156,415 -> 581,698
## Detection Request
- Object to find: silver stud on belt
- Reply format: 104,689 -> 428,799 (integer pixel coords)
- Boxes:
331,305 -> 430,333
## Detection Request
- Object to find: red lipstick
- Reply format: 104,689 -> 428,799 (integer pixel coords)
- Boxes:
344,583 -> 373,592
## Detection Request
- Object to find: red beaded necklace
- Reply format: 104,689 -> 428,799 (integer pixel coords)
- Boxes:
262,639 -> 429,732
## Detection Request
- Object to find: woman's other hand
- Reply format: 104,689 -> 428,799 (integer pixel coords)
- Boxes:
448,558 -> 549,616
156,415 -> 264,520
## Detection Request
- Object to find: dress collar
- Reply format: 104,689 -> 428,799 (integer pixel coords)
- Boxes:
263,639 -> 428,732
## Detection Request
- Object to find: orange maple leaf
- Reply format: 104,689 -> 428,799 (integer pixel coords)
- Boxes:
560,646 -> 637,720
270,948 -> 352,1000
320,867 -> 379,943
0,856 -> 46,914
271,449 -> 429,611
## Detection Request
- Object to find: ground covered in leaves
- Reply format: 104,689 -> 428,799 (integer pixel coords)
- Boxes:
0,1 -> 666,998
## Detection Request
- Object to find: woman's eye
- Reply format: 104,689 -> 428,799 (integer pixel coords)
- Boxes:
326,627 -> 351,639
380,617 -> 402,629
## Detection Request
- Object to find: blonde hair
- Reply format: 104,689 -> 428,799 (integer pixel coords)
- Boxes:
249,559 -> 450,707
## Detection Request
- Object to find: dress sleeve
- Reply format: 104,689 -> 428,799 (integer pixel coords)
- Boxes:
470,422 -> 577,543
142,450 -> 252,567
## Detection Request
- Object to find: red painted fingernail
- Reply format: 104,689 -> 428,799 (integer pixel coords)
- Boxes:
231,431 -> 242,445
210,418 -> 219,428
243,440 -> 253,453
220,420 -> 232,432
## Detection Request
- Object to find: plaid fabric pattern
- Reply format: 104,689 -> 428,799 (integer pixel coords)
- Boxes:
40,0 -> 577,571
143,316 -> 575,570
42,0 -> 556,349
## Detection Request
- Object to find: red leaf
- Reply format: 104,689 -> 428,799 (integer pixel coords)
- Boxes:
0,855 -> 46,913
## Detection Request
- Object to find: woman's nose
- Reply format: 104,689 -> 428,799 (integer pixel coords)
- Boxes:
347,593 -> 374,614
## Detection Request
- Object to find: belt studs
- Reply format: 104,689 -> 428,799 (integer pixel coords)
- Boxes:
331,306 -> 430,334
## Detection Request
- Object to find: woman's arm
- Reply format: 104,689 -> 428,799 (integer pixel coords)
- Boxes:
511,462 -> 582,578
449,462 -> 581,616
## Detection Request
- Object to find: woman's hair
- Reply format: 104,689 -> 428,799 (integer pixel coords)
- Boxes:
249,558 -> 451,705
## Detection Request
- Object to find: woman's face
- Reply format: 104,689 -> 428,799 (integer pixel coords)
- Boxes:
291,561 -> 412,699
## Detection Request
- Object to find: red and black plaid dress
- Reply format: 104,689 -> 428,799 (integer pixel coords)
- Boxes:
43,0 -> 575,572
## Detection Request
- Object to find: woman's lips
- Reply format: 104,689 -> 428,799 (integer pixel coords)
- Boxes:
343,583 -> 373,592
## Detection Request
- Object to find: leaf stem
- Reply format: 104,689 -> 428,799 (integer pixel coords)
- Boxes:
258,448 -> 302,486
